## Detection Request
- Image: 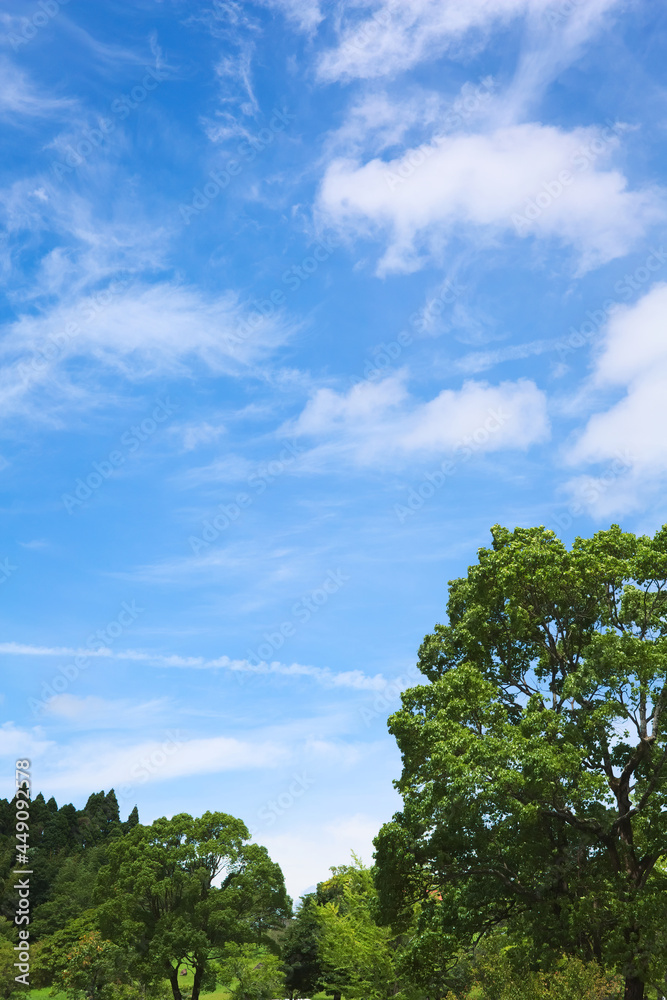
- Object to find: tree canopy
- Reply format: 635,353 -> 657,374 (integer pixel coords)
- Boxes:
95,811 -> 291,1000
375,524 -> 667,1000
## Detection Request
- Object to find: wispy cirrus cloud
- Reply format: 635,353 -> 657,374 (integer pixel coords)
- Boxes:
264,0 -> 322,32
0,642 -> 389,692
22,733 -> 291,797
0,58 -> 76,119
0,280 -> 290,421
316,0 -> 621,82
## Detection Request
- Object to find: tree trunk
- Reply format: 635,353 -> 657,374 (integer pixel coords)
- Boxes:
191,963 -> 205,1000
168,968 -> 183,1000
624,976 -> 644,1000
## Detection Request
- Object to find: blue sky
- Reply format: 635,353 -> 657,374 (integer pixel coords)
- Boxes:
1,0 -> 667,899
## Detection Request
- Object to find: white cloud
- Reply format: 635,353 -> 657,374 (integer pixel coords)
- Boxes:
0,58 -> 75,119
560,467 -> 636,520
566,283 -> 667,514
318,123 -> 660,275
0,281 -> 288,420
8,282 -> 278,371
0,643 -> 390,692
175,421 -> 228,451
259,0 -> 323,32
285,373 -> 549,465
260,813 -> 383,899
588,283 -> 667,388
27,734 -> 291,797
323,87 -> 458,160
0,722 -> 53,760
571,372 -> 667,470
455,339 -> 554,375
316,0 -> 620,82
18,538 -> 51,550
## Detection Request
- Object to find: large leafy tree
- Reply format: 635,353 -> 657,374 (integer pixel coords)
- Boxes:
95,811 -> 290,1000
375,525 -> 667,1000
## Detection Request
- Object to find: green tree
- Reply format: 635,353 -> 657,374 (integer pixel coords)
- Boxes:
32,913 -> 102,987
314,859 -> 407,1000
375,525 -> 667,1000
218,943 -> 285,1000
95,811 -> 290,1000
0,789 -> 137,938
281,895 -> 322,999
77,791 -> 123,848
32,845 -> 109,937
53,930 -> 134,1000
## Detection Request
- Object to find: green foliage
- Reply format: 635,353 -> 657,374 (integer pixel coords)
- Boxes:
218,944 -> 284,1000
0,920 -> 16,945
53,930 -> 132,1000
0,938 -> 24,1000
94,812 -> 290,1000
280,896 -> 321,999
375,524 -> 667,999
314,859 -> 399,1000
31,914 -> 101,988
0,789 -> 137,939
31,847 -> 109,938
464,951 -> 622,1000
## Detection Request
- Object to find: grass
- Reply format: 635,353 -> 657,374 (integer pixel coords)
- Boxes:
26,986 -> 233,1000
174,966 -> 231,1000
25,978 -> 233,1000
